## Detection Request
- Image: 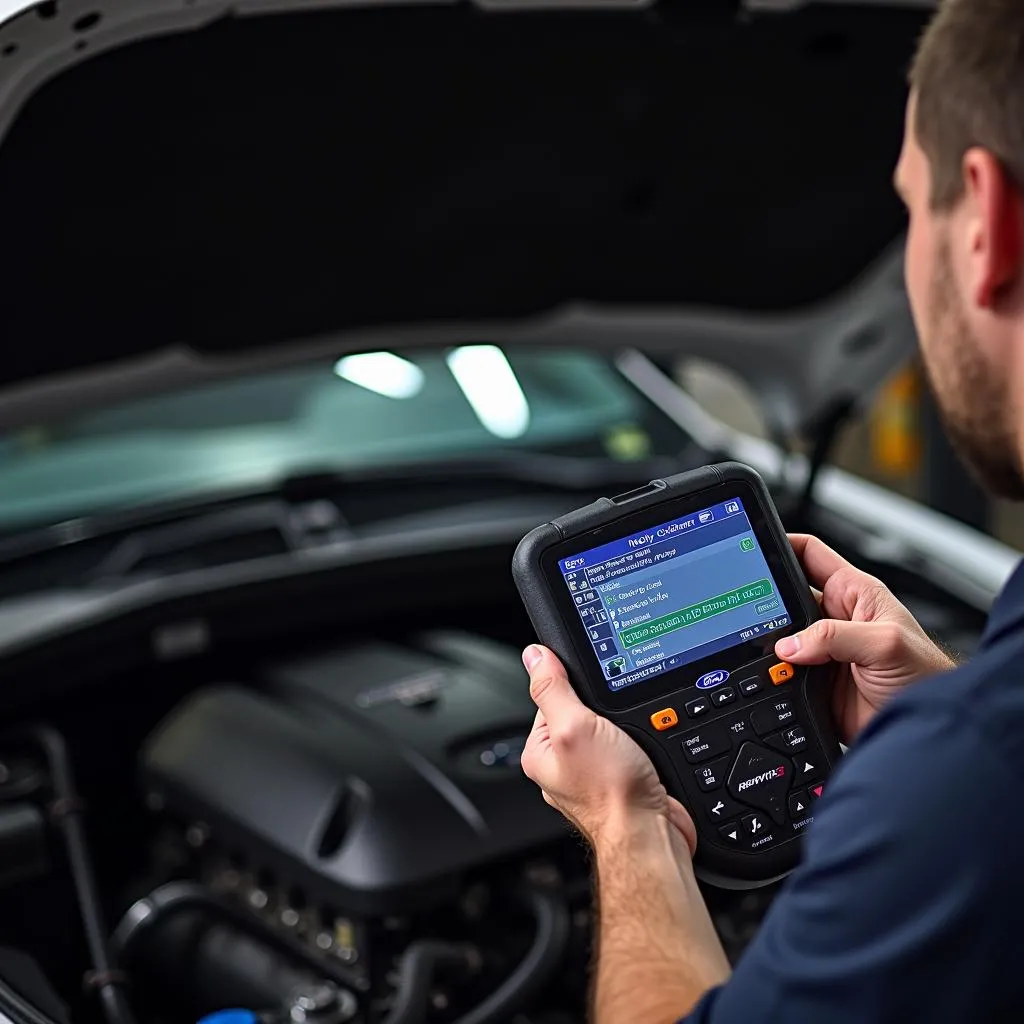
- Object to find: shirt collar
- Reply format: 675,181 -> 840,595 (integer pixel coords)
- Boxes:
981,557 -> 1024,648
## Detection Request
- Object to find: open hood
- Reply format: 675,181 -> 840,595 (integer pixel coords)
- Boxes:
0,0 -> 929,444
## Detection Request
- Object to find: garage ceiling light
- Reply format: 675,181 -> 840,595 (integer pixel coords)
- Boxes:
333,352 -> 424,399
446,345 -> 530,439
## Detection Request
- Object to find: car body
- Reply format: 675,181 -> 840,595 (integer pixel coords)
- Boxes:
0,1 -> 1015,1023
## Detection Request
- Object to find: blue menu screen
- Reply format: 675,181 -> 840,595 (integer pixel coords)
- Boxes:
558,498 -> 791,692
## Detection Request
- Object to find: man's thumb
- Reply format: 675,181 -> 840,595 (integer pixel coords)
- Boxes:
523,645 -> 583,717
776,618 -> 891,667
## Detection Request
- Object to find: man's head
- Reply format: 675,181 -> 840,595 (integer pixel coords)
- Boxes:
898,0 -> 1024,497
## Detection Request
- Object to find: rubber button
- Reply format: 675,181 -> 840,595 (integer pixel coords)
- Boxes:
711,686 -> 736,708
680,725 -> 731,764
750,700 -> 796,735
704,793 -> 746,824
693,756 -> 731,792
685,696 -> 712,719
719,821 -> 743,845
764,724 -> 807,754
769,661 -> 795,685
739,676 -> 764,697
788,789 -> 811,820
742,811 -> 768,838
650,708 -> 679,731
794,755 -> 820,784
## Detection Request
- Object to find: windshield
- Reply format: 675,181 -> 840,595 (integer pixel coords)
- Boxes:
0,347 -> 687,530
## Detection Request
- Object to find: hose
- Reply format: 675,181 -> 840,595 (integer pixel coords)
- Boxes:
112,881 -> 367,994
384,884 -> 570,1024
117,880 -> 570,1024
26,727 -> 136,1024
381,942 -> 470,1024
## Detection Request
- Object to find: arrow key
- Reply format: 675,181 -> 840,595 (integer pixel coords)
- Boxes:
703,794 -> 746,824
788,789 -> 811,820
718,822 -> 744,845
795,757 -> 821,784
685,696 -> 712,719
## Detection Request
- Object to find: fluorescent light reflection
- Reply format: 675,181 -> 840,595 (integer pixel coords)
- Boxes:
446,345 -> 530,439
333,352 -> 424,399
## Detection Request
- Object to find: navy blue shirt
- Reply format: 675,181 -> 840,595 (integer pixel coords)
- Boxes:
685,560 -> 1024,1024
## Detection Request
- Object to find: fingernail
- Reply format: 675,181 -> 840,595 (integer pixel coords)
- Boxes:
776,635 -> 800,658
522,645 -> 543,671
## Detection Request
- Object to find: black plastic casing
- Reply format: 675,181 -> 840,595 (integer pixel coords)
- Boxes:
141,635 -> 571,916
512,462 -> 842,888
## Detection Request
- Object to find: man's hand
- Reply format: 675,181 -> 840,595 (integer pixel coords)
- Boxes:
776,534 -> 956,743
520,644 -> 730,1024
520,644 -> 696,852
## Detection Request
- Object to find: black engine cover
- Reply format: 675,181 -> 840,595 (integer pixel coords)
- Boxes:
141,633 -> 567,915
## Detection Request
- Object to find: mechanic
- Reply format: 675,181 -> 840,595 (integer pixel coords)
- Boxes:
519,2 -> 1024,1021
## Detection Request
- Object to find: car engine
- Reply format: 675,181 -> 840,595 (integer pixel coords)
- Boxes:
114,633 -> 593,1024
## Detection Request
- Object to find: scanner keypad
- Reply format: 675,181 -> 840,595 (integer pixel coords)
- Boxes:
652,658 -> 825,853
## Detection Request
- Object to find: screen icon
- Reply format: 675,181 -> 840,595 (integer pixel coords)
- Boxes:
725,500 -> 740,514
604,658 -> 627,679
699,510 -> 714,524
740,537 -> 755,552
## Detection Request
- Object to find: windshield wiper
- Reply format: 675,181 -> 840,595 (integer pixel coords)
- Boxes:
0,452 -> 691,572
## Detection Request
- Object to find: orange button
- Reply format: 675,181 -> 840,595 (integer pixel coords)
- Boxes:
650,708 -> 679,731
769,662 -> 794,686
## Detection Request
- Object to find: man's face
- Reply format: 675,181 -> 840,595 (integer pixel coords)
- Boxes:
895,96 -> 1024,498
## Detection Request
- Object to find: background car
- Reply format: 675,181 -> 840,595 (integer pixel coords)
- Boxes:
0,2 -> 1013,1024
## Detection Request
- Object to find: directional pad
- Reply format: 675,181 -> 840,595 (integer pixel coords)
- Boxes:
727,741 -> 792,825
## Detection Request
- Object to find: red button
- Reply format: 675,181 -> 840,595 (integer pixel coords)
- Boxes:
810,784 -> 824,800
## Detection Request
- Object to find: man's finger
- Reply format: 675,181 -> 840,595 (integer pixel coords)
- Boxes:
787,534 -> 855,591
523,645 -> 585,720
776,618 -> 901,667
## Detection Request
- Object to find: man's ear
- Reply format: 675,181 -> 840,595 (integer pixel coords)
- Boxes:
962,147 -> 1024,309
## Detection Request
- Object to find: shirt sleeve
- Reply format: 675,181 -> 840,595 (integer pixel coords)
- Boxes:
680,699 -> 1021,1024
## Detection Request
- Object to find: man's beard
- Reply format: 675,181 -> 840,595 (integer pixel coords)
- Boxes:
920,238 -> 1024,500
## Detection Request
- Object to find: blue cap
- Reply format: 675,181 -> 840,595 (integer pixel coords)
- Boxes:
197,1010 -> 259,1024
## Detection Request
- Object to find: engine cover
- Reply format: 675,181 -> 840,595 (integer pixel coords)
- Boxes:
141,632 -> 568,915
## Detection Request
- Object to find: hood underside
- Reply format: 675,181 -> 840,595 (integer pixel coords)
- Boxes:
0,1 -> 926,437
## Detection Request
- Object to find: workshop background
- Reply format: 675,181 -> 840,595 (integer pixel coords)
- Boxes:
681,358 -> 1023,550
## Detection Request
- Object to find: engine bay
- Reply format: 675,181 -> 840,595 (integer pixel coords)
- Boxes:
0,510 -> 989,1024
124,633 -> 585,1023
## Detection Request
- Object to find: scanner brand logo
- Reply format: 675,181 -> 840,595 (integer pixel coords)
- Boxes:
737,765 -> 786,792
695,669 -> 729,690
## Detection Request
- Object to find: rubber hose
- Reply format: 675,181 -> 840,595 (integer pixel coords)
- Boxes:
381,941 -> 468,1024
452,886 -> 569,1024
384,884 -> 570,1024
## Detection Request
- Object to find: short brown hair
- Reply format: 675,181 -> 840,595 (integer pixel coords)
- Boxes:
910,0 -> 1024,209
